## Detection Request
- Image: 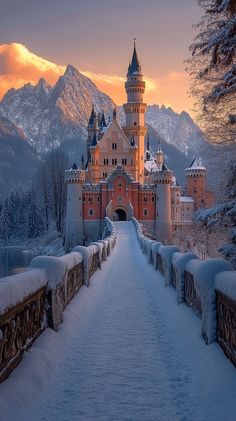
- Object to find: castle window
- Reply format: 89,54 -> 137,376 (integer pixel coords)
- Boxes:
144,209 -> 148,216
89,209 -> 93,216
115,158 -> 117,165
143,196 -> 148,203
151,196 -> 155,202
131,159 -> 133,165
97,196 -> 100,202
134,122 -> 137,126
115,143 -> 117,150
112,159 -> 114,165
89,196 -> 93,203
83,196 -> 85,203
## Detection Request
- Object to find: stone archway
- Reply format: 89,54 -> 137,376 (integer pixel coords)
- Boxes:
112,208 -> 127,221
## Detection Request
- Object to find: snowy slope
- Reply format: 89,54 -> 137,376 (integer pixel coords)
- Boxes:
0,222 -> 236,421
0,65 -> 115,154
0,115 -> 38,196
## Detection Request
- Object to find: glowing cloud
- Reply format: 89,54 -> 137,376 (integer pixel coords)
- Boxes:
0,43 -> 193,115
0,43 -> 65,98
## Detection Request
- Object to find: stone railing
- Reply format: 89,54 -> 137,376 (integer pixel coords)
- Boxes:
184,270 -> 202,318
0,218 -> 117,383
132,217 -> 236,367
0,270 -> 47,383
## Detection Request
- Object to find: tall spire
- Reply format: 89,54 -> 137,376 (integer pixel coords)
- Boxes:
88,104 -> 96,127
128,38 -> 142,75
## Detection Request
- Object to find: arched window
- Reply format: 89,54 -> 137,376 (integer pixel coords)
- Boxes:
89,209 -> 93,216
143,209 -> 148,216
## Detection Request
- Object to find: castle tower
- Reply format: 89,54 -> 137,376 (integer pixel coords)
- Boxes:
87,105 -> 99,154
171,178 -> 181,222
152,163 -> 173,244
65,164 -> 85,251
185,158 -> 207,210
123,40 -> 147,183
156,143 -> 164,171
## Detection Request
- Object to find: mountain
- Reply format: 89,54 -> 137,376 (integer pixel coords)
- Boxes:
0,115 -> 38,197
0,65 -> 231,197
0,65 -> 115,156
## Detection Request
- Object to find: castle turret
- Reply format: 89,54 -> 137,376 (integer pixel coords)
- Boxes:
123,40 -> 147,183
171,178 -> 181,222
185,158 -> 207,210
65,164 -> 85,251
145,133 -> 151,160
87,105 -> 99,154
152,163 -> 173,244
156,143 -> 164,171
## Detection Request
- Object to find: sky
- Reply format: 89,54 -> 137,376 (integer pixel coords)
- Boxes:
0,0 -> 202,116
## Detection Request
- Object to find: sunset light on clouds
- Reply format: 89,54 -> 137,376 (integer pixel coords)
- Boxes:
0,43 -> 193,115
0,0 -> 202,117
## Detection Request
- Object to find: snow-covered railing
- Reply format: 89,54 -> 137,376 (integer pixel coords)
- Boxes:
215,271 -> 236,367
0,218 -> 117,382
132,217 -> 236,367
30,252 -> 84,330
0,269 -> 47,383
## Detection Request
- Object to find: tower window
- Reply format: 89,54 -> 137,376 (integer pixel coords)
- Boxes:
143,209 -> 148,216
89,209 -> 93,216
134,122 -> 137,126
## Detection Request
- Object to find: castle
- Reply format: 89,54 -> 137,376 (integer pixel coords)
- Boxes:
65,42 -> 214,250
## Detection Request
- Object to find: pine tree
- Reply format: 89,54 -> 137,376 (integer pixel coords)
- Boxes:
187,0 -> 236,143
27,191 -> 43,238
0,199 -> 13,242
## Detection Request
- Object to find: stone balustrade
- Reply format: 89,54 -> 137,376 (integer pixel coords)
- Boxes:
132,217 -> 236,367
0,218 -> 117,383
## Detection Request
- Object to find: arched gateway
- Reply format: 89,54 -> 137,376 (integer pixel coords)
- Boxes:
112,208 -> 127,221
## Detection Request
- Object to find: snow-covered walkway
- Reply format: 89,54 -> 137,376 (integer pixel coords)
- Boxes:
1,222 -> 236,421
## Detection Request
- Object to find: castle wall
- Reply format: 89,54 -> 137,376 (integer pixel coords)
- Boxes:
83,220 -> 104,244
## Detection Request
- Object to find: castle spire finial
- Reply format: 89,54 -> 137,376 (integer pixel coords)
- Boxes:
127,38 -> 141,75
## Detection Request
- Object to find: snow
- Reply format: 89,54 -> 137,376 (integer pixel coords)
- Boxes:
194,258 -> 233,344
144,158 -> 158,173
60,251 -> 83,271
0,269 -> 47,315
158,245 -> 179,286
89,242 -> 104,266
30,256 -> 67,288
73,244 -> 99,286
172,252 -> 198,304
151,242 -> 163,270
215,270 -> 236,301
180,196 -> 194,203
0,222 -> 236,421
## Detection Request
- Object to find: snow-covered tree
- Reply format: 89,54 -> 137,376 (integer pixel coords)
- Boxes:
0,198 -> 13,242
187,0 -> 236,143
36,149 -> 69,233
194,161 -> 236,267
27,191 -> 43,238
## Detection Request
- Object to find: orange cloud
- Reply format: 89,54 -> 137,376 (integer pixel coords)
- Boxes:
0,43 -> 65,98
0,43 -> 194,116
82,70 -> 158,106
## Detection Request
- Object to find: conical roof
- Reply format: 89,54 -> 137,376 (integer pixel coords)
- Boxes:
92,132 -> 98,147
88,105 -> 96,127
128,40 -> 142,75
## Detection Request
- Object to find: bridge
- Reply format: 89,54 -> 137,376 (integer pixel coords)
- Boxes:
0,220 -> 236,420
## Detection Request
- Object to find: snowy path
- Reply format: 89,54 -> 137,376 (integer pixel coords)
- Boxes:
1,222 -> 236,421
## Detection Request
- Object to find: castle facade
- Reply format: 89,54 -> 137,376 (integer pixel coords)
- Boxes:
65,42 -> 214,250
